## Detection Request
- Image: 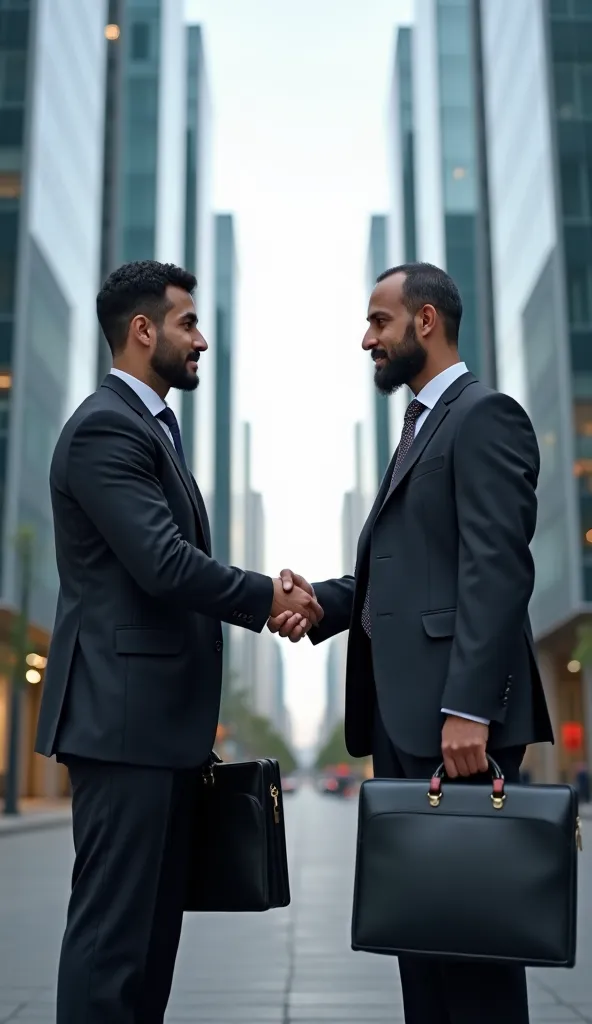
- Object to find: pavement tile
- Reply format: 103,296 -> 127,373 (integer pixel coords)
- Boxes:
2,791 -> 592,1023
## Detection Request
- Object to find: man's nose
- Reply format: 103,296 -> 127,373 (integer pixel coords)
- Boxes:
362,331 -> 377,351
195,332 -> 208,352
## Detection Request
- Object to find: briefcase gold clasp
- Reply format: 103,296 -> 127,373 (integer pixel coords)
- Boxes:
490,777 -> 506,810
270,784 -> 280,824
427,777 -> 443,807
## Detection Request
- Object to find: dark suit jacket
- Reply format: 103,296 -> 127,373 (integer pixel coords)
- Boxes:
35,374 -> 273,769
310,372 -> 554,759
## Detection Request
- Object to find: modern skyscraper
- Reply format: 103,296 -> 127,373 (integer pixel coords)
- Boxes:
409,0 -> 496,384
366,215 -> 391,485
322,421 -> 374,745
389,26 -> 417,267
182,25 -> 214,478
0,0 -> 107,798
481,0 -> 592,783
97,1 -> 213,457
227,423 -> 290,732
213,213 -> 237,566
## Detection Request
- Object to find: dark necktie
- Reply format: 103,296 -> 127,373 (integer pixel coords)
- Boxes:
157,407 -> 187,468
361,398 -> 426,638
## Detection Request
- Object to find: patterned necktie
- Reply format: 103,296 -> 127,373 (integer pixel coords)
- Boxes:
157,407 -> 187,468
361,399 -> 426,638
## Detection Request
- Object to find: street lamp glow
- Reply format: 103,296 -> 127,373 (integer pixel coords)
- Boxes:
26,669 -> 41,684
26,653 -> 46,669
105,23 -> 120,41
568,661 -> 581,674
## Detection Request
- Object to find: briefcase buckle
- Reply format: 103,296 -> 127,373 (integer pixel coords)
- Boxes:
427,777 -> 443,807
427,763 -> 507,809
491,777 -> 506,810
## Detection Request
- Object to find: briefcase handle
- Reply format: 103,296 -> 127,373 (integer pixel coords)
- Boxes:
427,755 -> 506,810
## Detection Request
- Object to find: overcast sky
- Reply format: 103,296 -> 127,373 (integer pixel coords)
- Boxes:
185,0 -> 413,748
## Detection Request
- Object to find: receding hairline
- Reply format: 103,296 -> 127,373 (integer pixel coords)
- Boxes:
367,271 -> 408,315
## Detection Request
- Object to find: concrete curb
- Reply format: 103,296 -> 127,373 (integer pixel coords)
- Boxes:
0,811 -> 71,837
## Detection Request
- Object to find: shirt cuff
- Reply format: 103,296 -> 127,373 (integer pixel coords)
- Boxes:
441,708 -> 490,725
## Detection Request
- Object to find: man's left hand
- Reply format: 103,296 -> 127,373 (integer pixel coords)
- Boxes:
441,715 -> 489,778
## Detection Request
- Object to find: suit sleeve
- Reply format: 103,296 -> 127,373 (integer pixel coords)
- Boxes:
441,393 -> 539,723
67,410 -> 273,631
308,576 -> 355,645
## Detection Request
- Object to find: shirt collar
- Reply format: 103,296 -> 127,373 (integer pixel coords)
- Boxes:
109,368 -> 167,419
415,362 -> 468,412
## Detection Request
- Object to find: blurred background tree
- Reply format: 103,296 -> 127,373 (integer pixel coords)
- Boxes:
315,719 -> 370,775
218,683 -> 297,774
573,624 -> 592,667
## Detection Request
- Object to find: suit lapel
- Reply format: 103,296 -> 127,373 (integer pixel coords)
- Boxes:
382,402 -> 449,505
372,370 -> 479,520
102,375 -> 209,549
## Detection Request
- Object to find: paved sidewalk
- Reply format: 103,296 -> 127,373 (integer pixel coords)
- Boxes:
0,799 -> 71,836
0,787 -> 590,1022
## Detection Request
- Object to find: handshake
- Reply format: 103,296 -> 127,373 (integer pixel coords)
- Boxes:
267,570 -> 322,643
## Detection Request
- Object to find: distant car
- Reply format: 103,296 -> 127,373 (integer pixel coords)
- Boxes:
318,773 -> 358,798
281,774 -> 299,795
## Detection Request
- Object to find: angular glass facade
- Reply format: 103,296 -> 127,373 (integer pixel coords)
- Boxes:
395,27 -> 417,263
97,0 -> 162,383
0,0 -> 33,573
367,215 -> 391,483
548,0 -> 592,602
0,0 -> 105,631
436,0 -> 481,376
213,214 -> 236,566
412,0 -> 496,383
121,0 -> 160,262
180,24 -> 204,473
481,0 -> 579,638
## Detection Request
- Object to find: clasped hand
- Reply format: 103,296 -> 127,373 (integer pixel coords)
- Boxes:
267,569 -> 319,642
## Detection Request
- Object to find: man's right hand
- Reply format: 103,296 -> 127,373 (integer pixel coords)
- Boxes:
268,572 -> 323,642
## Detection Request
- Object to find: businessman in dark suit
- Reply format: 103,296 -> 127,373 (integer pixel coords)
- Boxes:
273,263 -> 553,1024
35,260 -> 321,1024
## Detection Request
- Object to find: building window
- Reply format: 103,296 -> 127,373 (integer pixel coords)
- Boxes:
131,21 -> 150,61
0,51 -> 26,104
561,158 -> 585,216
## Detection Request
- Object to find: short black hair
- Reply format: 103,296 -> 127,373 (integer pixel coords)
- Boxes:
377,262 -> 462,343
97,260 -> 197,355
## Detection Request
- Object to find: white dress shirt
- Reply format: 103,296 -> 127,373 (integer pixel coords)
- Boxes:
410,362 -> 489,727
109,368 -> 176,449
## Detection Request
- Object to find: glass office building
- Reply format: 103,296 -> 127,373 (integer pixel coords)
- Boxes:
389,27 -> 417,267
0,0 -> 107,798
213,214 -> 237,567
97,2 -> 215,479
482,0 -> 592,782
411,0 -> 495,384
366,215 -> 391,486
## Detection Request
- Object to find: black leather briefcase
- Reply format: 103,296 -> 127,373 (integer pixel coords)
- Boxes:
352,758 -> 581,967
185,757 -> 290,913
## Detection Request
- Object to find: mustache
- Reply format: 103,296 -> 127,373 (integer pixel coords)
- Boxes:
372,349 -> 388,363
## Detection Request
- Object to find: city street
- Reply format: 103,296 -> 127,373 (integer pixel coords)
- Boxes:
1,787 -> 592,1023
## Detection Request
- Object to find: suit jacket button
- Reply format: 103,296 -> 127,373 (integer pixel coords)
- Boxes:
502,697 -> 508,707
215,640 -> 223,652
247,615 -> 254,624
